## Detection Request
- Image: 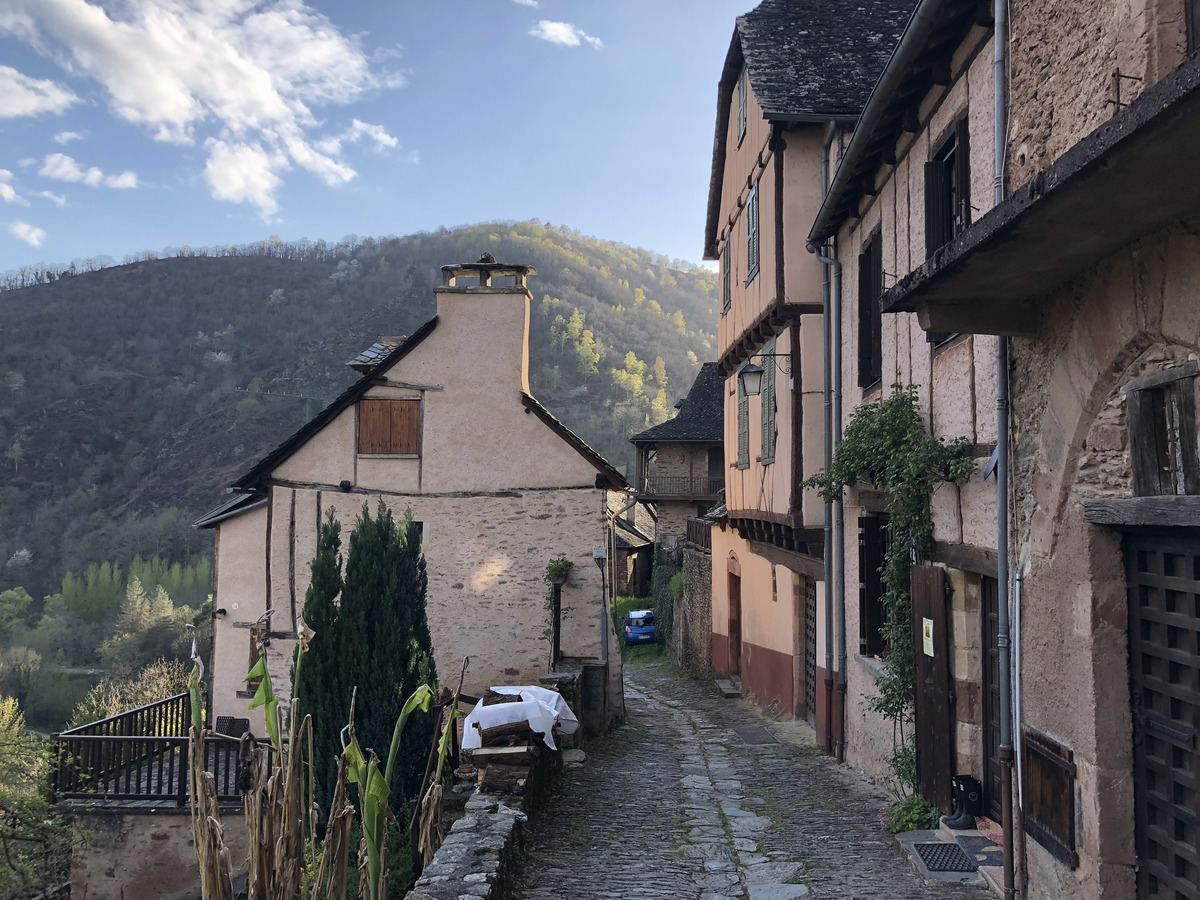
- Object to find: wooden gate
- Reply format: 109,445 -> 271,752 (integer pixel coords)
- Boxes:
982,575 -> 1003,822
1126,532 -> 1200,900
912,565 -> 954,814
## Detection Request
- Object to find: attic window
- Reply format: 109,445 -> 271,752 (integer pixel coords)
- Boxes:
1126,368 -> 1200,496
358,398 -> 421,456
737,66 -> 748,145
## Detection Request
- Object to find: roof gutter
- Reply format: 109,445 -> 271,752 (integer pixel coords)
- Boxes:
807,0 -> 948,244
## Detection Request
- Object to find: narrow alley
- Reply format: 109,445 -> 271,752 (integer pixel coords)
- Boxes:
513,663 -> 992,900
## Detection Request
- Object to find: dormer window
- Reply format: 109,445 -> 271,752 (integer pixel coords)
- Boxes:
358,398 -> 421,456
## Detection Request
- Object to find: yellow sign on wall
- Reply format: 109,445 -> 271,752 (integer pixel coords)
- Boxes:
922,617 -> 934,657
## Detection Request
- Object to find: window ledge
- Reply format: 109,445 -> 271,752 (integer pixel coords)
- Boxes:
855,653 -> 889,681
357,453 -> 420,459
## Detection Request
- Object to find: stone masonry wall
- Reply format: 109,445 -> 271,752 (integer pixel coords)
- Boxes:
1008,0 -> 1187,191
671,545 -> 713,676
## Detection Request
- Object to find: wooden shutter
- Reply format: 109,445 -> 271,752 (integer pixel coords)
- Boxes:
857,233 -> 883,389
1128,381 -> 1200,496
358,399 -> 420,455
924,158 -> 949,259
746,185 -> 759,280
737,67 -> 748,142
722,242 -> 731,313
954,116 -> 971,235
859,516 -> 886,656
911,564 -> 954,814
1023,728 -> 1078,868
761,337 -> 776,463
737,378 -> 749,469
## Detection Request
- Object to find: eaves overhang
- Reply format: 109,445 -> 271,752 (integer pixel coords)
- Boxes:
883,51 -> 1200,337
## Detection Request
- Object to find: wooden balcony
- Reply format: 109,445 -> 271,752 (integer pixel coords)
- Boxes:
53,692 -> 263,807
685,517 -> 712,552
638,475 -> 724,500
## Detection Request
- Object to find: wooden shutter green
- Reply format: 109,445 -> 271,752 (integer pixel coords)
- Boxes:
737,66 -> 748,143
722,242 -> 731,314
737,378 -> 749,470
746,184 -> 759,282
761,336 -> 776,464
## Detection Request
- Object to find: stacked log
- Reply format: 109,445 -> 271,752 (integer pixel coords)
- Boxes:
469,693 -> 548,795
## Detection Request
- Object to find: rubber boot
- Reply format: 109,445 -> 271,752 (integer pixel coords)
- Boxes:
946,775 -> 982,829
942,775 -> 968,828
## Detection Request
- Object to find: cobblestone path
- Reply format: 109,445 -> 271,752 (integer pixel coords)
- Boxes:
513,662 -> 992,900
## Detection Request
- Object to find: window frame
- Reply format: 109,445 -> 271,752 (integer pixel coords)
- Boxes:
1127,372 -> 1200,496
357,397 -> 422,457
859,514 -> 890,657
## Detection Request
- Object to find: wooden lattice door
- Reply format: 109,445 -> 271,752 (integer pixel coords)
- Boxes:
805,578 -> 817,722
1126,532 -> 1200,900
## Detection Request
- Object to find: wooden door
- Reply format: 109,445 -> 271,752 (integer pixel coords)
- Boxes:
805,578 -> 817,722
728,573 -> 742,677
912,565 -> 954,814
982,575 -> 1003,822
1126,532 -> 1200,900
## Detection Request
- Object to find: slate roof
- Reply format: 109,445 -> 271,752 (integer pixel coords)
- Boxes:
630,363 -> 723,445
613,516 -> 653,550
738,0 -> 916,121
347,337 -> 404,373
704,0 -> 916,257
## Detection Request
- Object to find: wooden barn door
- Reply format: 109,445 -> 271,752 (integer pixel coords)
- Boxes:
912,565 -> 954,814
1126,532 -> 1200,900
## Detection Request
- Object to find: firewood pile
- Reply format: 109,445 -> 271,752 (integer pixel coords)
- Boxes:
467,689 -> 551,795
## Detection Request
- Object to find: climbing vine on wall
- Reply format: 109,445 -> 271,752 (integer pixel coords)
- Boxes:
802,385 -> 974,796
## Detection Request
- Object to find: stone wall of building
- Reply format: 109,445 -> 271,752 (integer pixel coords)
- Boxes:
671,545 -> 713,677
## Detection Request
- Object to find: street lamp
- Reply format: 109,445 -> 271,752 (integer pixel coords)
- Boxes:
737,353 -> 792,397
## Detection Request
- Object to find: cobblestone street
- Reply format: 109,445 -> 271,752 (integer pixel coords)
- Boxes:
513,663 -> 992,900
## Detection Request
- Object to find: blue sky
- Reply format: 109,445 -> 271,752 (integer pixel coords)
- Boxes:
0,0 -> 749,274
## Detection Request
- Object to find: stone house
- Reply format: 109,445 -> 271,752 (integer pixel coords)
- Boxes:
197,258 -> 626,723
630,361 -> 724,545
705,0 -> 914,732
806,1 -> 1200,898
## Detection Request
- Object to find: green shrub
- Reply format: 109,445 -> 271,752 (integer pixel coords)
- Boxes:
882,794 -> 940,834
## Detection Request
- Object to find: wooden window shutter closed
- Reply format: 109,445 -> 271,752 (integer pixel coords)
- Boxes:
737,67 -> 748,142
737,378 -> 749,469
859,516 -> 886,656
1022,728 -> 1079,868
358,399 -> 420,455
761,337 -> 776,463
746,185 -> 759,280
857,235 -> 883,389
924,158 -> 949,258
722,242 -> 731,313
953,116 -> 971,235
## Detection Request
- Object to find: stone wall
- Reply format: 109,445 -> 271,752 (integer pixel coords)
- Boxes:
671,545 -> 713,676
70,807 -> 248,900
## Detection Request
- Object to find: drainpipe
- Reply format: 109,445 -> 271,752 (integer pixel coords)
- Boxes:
993,0 -> 1015,896
810,121 -> 846,759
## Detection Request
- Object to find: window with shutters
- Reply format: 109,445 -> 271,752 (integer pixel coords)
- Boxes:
760,336 -> 777,465
1022,728 -> 1078,869
722,241 -> 731,315
857,229 -> 883,390
358,398 -> 421,456
1126,370 -> 1199,496
924,115 -> 970,344
745,183 -> 760,286
737,66 -> 748,145
859,515 -> 890,657
736,377 -> 749,470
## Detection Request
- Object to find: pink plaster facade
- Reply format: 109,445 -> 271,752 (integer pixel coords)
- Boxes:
206,266 -> 625,724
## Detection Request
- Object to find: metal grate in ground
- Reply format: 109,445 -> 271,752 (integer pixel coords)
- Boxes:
914,842 -> 978,873
733,725 -> 777,745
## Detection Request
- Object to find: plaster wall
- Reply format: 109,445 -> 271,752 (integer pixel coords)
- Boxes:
1008,0 -> 1188,192
212,484 -> 615,722
717,83 -> 777,353
70,809 -> 249,900
210,506 -> 267,714
724,328 -> 795,517
780,126 -> 828,311
1006,219 -> 1200,899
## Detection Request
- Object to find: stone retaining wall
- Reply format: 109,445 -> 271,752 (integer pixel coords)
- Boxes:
670,545 -> 713,676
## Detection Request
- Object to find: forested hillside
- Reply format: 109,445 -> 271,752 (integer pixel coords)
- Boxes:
0,221 -> 717,604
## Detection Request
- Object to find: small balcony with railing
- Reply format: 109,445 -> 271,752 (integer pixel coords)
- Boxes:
638,473 -> 725,501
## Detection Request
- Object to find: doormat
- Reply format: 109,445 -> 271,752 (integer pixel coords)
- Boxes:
734,725 -> 778,745
955,835 -> 1003,865
914,842 -> 978,873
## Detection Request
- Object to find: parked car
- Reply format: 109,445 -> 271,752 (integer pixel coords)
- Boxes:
622,609 -> 656,645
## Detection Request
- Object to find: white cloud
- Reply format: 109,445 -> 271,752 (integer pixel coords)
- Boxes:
343,120 -> 399,152
512,0 -> 539,7
53,130 -> 83,144
39,152 -> 138,189
529,21 -> 602,49
0,0 -> 406,212
0,65 -> 78,117
7,221 -> 46,247
39,190 -> 67,207
203,140 -> 283,218
0,170 -> 31,206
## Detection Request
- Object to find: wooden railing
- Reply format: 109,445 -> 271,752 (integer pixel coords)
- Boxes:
640,475 -> 724,497
686,517 -> 712,551
53,693 -> 255,805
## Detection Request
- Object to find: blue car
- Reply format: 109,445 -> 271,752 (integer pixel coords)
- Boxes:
623,609 -> 656,645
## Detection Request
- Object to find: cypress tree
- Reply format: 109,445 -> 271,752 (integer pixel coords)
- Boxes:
294,508 -> 344,820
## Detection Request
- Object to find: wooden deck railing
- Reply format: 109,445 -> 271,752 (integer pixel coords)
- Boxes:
686,517 -> 712,551
640,475 -> 724,497
53,693 -> 256,805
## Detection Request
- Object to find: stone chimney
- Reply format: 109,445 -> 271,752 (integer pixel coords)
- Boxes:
433,255 -> 538,395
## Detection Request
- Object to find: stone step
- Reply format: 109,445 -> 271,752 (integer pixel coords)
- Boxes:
714,678 -> 741,698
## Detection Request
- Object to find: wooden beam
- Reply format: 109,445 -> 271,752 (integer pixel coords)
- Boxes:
1083,496 -> 1200,528
931,540 -> 998,575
